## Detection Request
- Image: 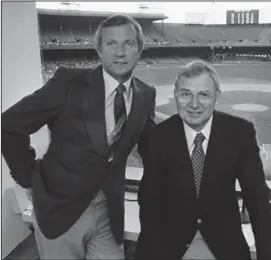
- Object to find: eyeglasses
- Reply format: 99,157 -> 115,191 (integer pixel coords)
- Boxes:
175,90 -> 217,103
106,41 -> 138,51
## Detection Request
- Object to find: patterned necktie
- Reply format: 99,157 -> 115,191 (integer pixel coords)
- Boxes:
191,132 -> 205,197
108,83 -> 127,161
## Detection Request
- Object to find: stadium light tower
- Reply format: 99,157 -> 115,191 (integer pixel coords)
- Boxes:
138,3 -> 163,14
60,2 -> 80,10
139,4 -> 149,13
139,4 -> 149,9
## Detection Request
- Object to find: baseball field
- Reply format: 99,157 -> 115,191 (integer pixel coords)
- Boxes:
129,62 -> 271,178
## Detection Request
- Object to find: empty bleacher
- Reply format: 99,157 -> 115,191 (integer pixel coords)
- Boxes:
144,24 -> 166,42
38,12 -> 271,51
259,28 -> 271,41
222,26 -> 264,42
155,56 -> 179,64
154,23 -> 271,44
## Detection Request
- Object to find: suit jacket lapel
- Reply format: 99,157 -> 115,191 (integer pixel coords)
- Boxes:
82,65 -> 108,160
199,111 -> 228,201
170,115 -> 198,199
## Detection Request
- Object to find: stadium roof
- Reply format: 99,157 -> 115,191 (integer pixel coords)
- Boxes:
37,9 -> 168,21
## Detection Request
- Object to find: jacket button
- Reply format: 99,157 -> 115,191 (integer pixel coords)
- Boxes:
197,219 -> 202,224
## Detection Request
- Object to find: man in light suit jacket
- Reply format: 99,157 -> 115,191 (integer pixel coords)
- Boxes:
136,60 -> 271,260
2,14 -> 156,259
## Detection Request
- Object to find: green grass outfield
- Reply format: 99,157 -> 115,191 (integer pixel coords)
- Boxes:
128,63 -> 271,178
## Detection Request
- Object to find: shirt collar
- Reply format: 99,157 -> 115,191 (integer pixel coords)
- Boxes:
103,69 -> 132,99
183,114 -> 213,151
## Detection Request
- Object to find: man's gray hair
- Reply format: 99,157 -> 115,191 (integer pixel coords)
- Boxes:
174,60 -> 221,90
94,14 -> 144,53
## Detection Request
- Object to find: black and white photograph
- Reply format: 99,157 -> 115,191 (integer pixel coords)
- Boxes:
2,1 -> 271,259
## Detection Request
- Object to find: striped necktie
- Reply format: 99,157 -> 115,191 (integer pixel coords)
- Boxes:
108,83 -> 127,161
191,132 -> 205,197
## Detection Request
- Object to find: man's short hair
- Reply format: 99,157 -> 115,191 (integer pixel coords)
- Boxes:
174,60 -> 220,90
94,14 -> 144,53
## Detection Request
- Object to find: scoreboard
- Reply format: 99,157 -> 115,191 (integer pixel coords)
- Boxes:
226,10 -> 259,25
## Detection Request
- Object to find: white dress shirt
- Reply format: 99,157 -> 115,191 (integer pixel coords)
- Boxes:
103,69 -> 133,145
182,115 -> 216,260
183,115 -> 213,156
95,70 -> 133,198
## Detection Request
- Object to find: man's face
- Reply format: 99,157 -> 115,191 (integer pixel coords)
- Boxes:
174,72 -> 220,132
97,24 -> 141,83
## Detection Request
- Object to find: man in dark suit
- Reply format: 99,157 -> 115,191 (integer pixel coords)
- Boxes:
2,14 -> 155,259
136,60 -> 271,260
